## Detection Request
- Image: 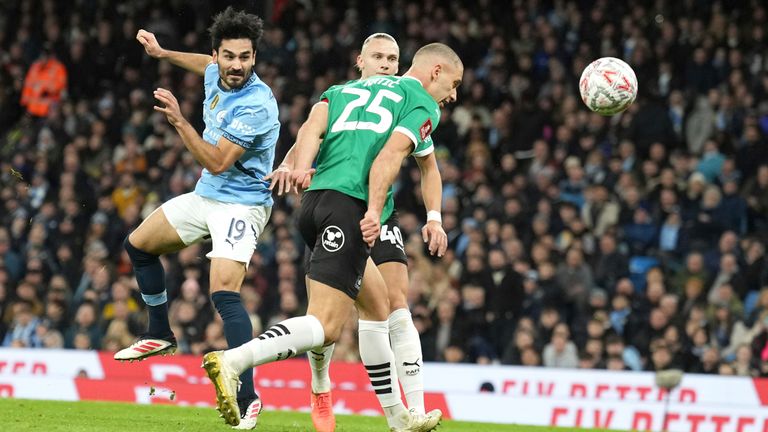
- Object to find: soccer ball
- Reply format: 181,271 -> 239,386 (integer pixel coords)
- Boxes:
579,57 -> 638,116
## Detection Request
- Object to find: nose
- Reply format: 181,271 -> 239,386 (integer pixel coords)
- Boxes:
448,88 -> 458,103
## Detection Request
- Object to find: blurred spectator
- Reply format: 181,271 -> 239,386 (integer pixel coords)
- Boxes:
2,300 -> 40,347
542,323 -> 578,368
20,45 -> 67,118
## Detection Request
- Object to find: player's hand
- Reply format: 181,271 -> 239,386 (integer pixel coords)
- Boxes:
153,88 -> 184,127
360,210 -> 381,247
136,29 -> 165,58
265,164 -> 293,196
422,220 -> 447,257
290,168 -> 316,193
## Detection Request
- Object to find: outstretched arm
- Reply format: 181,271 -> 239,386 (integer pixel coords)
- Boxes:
290,102 -> 329,191
415,152 -> 447,257
137,29 -> 212,76
265,101 -> 326,196
360,132 -> 413,246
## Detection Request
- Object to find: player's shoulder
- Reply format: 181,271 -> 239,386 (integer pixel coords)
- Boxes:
244,74 -> 275,99
234,75 -> 276,109
398,76 -> 430,96
204,62 -> 218,80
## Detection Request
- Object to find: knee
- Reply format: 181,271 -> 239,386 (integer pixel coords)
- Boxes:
387,308 -> 411,331
209,274 -> 243,294
124,236 -> 157,265
388,289 -> 408,312
320,321 -> 343,345
357,296 -> 389,321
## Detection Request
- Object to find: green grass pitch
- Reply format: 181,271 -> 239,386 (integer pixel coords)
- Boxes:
0,398 -> 611,431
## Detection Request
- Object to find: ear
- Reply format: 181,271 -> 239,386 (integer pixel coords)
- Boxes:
355,54 -> 364,71
212,49 -> 218,64
431,64 -> 442,81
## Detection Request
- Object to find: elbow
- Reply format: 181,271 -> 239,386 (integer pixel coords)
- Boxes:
208,162 -> 230,176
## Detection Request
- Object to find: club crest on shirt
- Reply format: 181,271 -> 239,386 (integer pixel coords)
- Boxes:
419,118 -> 432,141
210,93 -> 220,110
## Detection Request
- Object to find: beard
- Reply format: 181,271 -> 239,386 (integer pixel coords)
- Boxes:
219,67 -> 252,89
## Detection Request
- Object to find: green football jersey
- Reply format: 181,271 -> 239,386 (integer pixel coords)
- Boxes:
308,75 -> 439,222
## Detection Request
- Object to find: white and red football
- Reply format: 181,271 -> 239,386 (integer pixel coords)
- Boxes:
579,57 -> 638,116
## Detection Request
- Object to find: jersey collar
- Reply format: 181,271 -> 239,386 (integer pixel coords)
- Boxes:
401,75 -> 423,86
217,71 -> 257,93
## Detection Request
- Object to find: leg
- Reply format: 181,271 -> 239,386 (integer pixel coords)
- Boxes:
206,203 -> 271,429
114,205 -> 187,361
209,258 -> 254,406
304,244 -> 337,432
306,274 -> 337,394
372,213 -> 427,414
304,244 -> 336,394
220,279 -> 350,368
381,260 -> 426,415
206,279 -> 346,425
355,260 -> 441,431
356,258 -> 391,321
309,257 -> 392,432
128,206 -> 187,255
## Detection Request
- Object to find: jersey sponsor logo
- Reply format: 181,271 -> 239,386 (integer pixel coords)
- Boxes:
322,225 -> 345,252
231,118 -> 257,135
419,118 -> 433,140
216,110 -> 227,124
210,93 -> 220,110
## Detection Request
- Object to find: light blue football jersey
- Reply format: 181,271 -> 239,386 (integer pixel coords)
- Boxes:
196,63 -> 280,206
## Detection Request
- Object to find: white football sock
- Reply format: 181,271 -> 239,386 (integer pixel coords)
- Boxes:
358,319 -> 408,429
224,315 -> 324,374
309,343 -> 335,394
389,308 -> 425,414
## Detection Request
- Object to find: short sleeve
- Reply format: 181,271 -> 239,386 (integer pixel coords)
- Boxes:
412,135 -> 435,158
393,105 -> 438,157
204,63 -> 218,89
319,84 -> 342,104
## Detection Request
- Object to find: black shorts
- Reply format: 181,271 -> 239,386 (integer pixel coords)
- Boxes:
298,190 -> 369,299
370,211 -> 408,265
302,211 -> 408,274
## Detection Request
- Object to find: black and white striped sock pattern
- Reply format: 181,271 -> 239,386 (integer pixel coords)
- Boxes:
365,362 -> 393,394
223,316 -> 325,372
358,319 -> 402,408
257,323 -> 291,340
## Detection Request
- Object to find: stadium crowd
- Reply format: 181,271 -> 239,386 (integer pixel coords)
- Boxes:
2,0 -> 768,378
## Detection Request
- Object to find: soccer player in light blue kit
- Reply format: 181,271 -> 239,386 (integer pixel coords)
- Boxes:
113,8 -> 276,429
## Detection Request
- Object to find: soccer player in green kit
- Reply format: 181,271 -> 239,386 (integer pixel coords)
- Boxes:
203,43 -> 462,432
267,33 -> 446,432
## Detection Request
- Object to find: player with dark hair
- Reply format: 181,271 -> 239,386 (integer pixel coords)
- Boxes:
114,7 -> 276,429
267,33 -> 447,432
202,42 -> 462,432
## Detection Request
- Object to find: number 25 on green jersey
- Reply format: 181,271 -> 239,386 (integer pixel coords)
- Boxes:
330,88 -> 403,134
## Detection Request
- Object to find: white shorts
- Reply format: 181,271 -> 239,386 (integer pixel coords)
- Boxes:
160,192 -> 271,264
